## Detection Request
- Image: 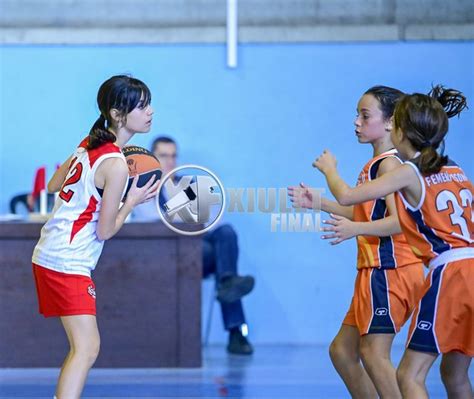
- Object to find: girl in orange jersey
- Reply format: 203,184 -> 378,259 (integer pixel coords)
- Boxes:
289,86 -> 425,399
32,75 -> 159,398
314,86 -> 472,399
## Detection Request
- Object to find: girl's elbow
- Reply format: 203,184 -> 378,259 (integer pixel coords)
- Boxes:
96,227 -> 114,241
337,187 -> 358,206
338,198 -> 347,206
47,182 -> 59,193
338,194 -> 353,206
97,232 -> 111,241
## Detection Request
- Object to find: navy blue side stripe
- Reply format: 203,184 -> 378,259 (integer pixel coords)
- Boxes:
368,269 -> 395,334
369,158 -> 385,181
407,209 -> 450,254
372,198 -> 396,269
369,157 -> 396,269
408,265 -> 445,353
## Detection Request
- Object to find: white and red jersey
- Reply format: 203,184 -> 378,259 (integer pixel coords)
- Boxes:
32,138 -> 127,277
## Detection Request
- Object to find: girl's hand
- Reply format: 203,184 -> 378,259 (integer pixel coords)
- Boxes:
125,175 -> 161,207
287,182 -> 318,210
313,150 -> 337,174
321,213 -> 357,245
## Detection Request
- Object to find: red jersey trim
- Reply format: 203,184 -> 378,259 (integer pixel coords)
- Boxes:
70,196 -> 99,244
78,137 -> 122,168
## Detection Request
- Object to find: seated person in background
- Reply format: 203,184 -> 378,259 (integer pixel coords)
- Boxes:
133,136 -> 255,355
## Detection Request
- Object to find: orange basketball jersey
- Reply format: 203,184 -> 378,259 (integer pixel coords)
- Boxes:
354,149 -> 421,270
396,160 -> 474,266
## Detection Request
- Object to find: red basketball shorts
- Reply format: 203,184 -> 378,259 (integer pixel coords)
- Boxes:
32,263 -> 96,317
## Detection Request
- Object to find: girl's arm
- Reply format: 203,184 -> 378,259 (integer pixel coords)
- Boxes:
47,156 -> 73,193
322,213 -> 402,245
288,182 -> 354,219
96,158 -> 159,241
321,157 -> 403,244
313,150 -> 415,206
322,197 -> 354,220
357,156 -> 403,236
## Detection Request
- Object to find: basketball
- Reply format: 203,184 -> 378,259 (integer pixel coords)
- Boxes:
122,145 -> 162,195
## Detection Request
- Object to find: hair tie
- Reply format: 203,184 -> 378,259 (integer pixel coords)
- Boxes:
437,139 -> 445,156
421,141 -> 431,148
98,113 -> 109,128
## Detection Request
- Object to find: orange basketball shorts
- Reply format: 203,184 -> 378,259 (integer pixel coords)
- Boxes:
343,263 -> 425,335
407,257 -> 474,356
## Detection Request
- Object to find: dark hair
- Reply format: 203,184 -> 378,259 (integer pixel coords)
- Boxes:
393,85 -> 467,174
88,75 -> 151,150
151,136 -> 177,152
364,85 -> 404,120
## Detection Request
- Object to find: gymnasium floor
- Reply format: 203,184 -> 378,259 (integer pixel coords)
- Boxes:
1,345 -> 472,398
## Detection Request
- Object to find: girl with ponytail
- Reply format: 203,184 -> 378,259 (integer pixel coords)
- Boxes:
313,86 -> 472,398
290,86 -> 425,399
88,113 -> 116,149
32,75 -> 159,398
393,85 -> 467,174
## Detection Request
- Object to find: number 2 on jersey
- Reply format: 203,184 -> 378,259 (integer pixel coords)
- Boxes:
59,157 -> 83,202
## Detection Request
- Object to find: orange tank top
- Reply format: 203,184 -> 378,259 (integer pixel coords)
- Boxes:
395,159 -> 474,266
354,149 -> 421,270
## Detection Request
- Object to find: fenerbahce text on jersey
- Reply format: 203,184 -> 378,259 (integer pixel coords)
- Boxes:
32,138 -> 127,276
353,149 -> 421,270
396,159 -> 474,266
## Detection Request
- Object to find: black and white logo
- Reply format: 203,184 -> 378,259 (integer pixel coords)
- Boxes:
375,307 -> 388,316
87,285 -> 96,299
156,165 -> 225,236
417,320 -> 432,331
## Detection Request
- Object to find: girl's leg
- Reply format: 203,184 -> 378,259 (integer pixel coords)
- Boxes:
329,324 -> 378,399
440,351 -> 472,398
55,315 -> 100,399
396,348 -> 437,399
360,333 -> 401,398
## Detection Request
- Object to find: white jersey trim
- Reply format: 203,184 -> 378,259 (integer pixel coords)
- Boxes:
398,161 -> 426,212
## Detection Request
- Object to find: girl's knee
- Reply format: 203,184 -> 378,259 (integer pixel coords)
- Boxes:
84,343 -> 100,366
329,337 -> 355,364
90,340 -> 100,360
440,362 -> 468,387
396,361 -> 413,386
359,337 -> 389,367
359,339 -> 372,364
72,339 -> 100,365
396,361 -> 422,390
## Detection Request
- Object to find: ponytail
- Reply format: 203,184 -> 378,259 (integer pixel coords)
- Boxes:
395,85 -> 468,175
428,85 -> 468,118
87,114 -> 116,150
417,145 -> 448,174
416,85 -> 468,173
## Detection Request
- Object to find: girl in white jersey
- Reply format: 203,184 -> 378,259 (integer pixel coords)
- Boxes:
32,75 -> 159,399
